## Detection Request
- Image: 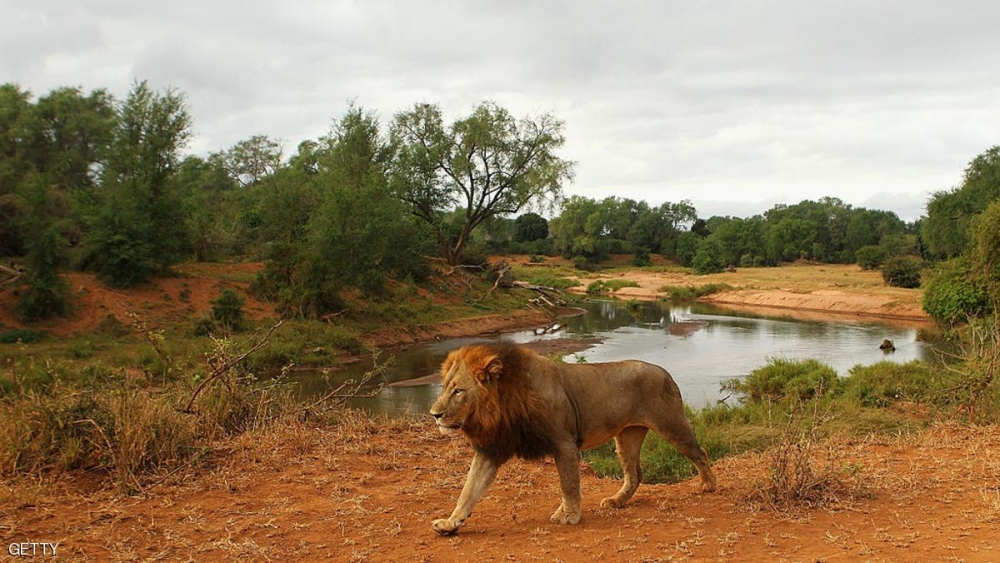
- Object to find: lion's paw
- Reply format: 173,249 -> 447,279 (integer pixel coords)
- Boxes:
600,496 -> 624,509
431,518 -> 461,536
550,506 -> 581,525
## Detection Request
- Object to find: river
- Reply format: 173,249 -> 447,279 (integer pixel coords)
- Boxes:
288,299 -> 931,415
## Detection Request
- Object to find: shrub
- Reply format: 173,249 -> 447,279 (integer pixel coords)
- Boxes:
692,239 -> 724,275
855,245 -> 887,270
211,288 -> 246,332
573,256 -> 600,272
881,256 -> 922,288
724,358 -> 838,404
659,283 -> 733,301
840,361 -> 935,407
922,258 -> 989,325
586,279 -> 639,294
0,329 -> 44,344
631,247 -> 652,267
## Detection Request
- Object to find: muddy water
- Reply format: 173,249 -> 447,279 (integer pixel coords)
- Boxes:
289,300 -> 930,415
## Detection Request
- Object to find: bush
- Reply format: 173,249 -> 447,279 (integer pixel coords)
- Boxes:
631,247 -> 652,267
659,283 -> 733,301
0,329 -> 44,344
692,239 -> 724,275
881,256 -> 922,288
586,279 -> 640,294
922,258 -> 989,325
840,361 -> 935,407
211,288 -> 246,332
724,358 -> 838,403
855,245 -> 887,270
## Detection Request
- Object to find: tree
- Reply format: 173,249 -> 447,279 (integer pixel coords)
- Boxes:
84,81 -> 192,286
922,146 -> 1000,259
967,200 -> 1000,312
391,101 -> 573,265
254,105 -> 432,317
513,212 -> 548,242
221,134 -> 283,188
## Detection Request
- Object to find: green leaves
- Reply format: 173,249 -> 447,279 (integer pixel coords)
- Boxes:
391,101 -> 573,265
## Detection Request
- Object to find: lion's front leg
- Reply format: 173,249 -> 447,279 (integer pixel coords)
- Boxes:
432,451 -> 498,536
550,444 -> 582,525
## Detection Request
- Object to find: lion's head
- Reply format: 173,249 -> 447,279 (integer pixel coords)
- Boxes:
430,343 -> 554,461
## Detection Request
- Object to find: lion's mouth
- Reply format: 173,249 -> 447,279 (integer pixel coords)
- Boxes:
436,422 -> 462,434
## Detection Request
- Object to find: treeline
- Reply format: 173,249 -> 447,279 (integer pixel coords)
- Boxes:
2,81 -> 999,325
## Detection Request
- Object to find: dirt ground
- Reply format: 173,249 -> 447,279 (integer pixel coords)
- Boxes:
4,417 -> 997,562
562,261 -> 929,322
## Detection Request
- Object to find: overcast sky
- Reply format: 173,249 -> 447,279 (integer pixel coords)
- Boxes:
4,1 -> 1000,221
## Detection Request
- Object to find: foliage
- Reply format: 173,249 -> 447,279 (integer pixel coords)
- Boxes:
724,358 -> 838,404
854,245 -> 887,270
82,81 -> 192,287
510,265 -> 580,290
967,200 -> 1000,312
922,146 -> 1000,259
0,329 -> 44,344
881,256 -> 922,288
692,238 -> 724,274
585,279 -> 639,294
631,246 -> 651,267
513,212 -> 549,242
840,361 -> 936,407
940,317 -> 1000,423
18,223 -> 70,321
659,283 -> 733,301
391,101 -> 573,265
922,258 -> 989,325
211,288 -> 246,332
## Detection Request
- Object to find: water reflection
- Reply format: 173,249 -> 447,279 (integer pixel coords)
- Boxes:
290,299 -> 929,415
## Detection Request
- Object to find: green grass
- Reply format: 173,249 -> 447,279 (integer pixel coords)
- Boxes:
511,265 -> 580,290
658,283 -> 733,301
586,279 -> 640,294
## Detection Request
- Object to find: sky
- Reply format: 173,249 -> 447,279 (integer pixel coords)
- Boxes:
4,1 -> 1000,222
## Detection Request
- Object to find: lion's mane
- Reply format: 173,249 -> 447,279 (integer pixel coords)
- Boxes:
442,343 -> 555,462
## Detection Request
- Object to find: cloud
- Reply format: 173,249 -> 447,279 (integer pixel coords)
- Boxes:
3,0 -> 999,221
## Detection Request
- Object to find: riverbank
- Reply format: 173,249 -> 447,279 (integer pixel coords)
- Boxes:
563,262 -> 929,322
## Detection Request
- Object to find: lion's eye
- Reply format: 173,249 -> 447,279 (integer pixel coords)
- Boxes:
452,388 -> 465,396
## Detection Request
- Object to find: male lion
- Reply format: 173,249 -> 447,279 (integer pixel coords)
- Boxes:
429,342 -> 716,535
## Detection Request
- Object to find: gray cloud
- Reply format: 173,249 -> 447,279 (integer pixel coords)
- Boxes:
3,0 -> 998,221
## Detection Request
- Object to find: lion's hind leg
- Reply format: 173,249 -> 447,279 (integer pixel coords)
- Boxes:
650,418 -> 716,492
600,426 -> 648,509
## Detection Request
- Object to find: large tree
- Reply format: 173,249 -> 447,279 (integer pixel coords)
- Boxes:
84,81 -> 192,286
390,101 -> 573,265
922,146 -> 1000,259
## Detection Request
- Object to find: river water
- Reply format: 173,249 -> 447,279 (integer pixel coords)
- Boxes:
290,299 -> 931,415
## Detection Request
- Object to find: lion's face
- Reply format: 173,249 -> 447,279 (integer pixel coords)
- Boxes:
429,347 -> 503,435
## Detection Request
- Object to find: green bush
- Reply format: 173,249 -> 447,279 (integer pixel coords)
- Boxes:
211,288 -> 246,332
631,247 -> 652,267
0,329 -> 44,344
586,279 -> 640,294
659,283 -> 733,301
855,245 -> 887,270
692,239 -> 724,274
840,361 -> 935,407
724,358 -> 838,403
881,256 -> 922,288
922,258 -> 989,325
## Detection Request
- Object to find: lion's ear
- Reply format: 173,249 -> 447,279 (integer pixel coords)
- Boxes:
475,354 -> 503,385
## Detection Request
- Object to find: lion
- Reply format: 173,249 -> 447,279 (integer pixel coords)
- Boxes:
429,342 -> 716,535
